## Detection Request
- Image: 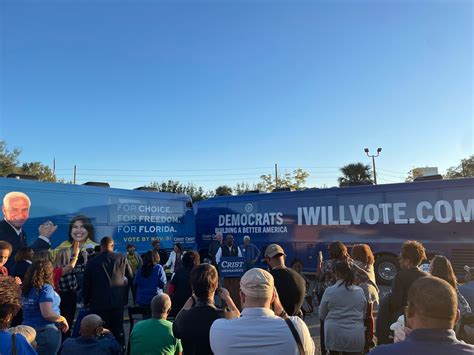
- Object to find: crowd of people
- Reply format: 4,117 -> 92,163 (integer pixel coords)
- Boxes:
0,191 -> 473,354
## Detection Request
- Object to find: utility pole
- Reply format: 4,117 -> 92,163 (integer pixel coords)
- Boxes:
53,158 -> 56,175
364,148 -> 382,184
274,164 -> 278,188
73,165 -> 77,184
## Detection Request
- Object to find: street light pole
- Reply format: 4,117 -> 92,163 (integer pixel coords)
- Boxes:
364,148 -> 382,184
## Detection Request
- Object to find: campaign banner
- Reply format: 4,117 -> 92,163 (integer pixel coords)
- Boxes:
218,257 -> 245,278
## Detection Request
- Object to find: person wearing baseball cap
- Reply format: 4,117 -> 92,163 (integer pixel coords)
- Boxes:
210,268 -> 315,354
264,244 -> 306,317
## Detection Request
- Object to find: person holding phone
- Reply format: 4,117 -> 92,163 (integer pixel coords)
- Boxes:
173,263 -> 239,355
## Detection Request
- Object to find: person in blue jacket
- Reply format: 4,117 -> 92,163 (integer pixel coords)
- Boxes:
0,277 -> 37,355
134,251 -> 167,317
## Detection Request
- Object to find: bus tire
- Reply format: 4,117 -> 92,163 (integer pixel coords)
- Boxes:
375,255 -> 399,285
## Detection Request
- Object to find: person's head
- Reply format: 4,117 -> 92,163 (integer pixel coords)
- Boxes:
54,248 -> 71,268
290,258 -> 304,274
141,251 -> 156,278
152,239 -> 161,250
0,241 -> 12,268
407,276 -> 459,330
225,234 -> 234,247
100,236 -> 114,253
328,241 -> 349,261
190,263 -> 218,301
152,250 -> 161,264
430,255 -> 457,289
85,244 -> 95,254
351,244 -> 375,266
22,259 -> 54,296
14,247 -> 33,263
32,250 -> 53,263
2,192 -> 31,228
215,232 -> 223,244
126,244 -> 136,255
80,314 -> 105,338
335,261 -> 355,289
264,244 -> 286,269
0,277 -> 21,330
174,243 -> 183,254
182,250 -> 200,269
8,326 -> 36,348
399,240 -> 426,269
243,236 -> 250,247
240,268 -> 275,309
151,293 -> 171,319
68,215 -> 94,244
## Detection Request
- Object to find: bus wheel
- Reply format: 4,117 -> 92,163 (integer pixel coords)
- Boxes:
375,255 -> 399,285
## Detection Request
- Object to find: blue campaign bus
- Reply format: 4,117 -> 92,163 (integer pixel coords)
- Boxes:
195,177 -> 474,284
0,177 -> 196,253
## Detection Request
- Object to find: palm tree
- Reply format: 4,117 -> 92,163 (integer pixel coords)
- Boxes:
338,163 -> 373,187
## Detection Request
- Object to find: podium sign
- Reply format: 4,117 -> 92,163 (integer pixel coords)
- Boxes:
218,257 -> 245,278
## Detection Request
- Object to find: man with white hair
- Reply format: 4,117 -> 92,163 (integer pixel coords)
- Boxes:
0,192 -> 57,270
239,235 -> 260,270
210,268 -> 315,355
208,232 -> 223,266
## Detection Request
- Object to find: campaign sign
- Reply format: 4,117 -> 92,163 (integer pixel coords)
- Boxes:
218,257 -> 245,278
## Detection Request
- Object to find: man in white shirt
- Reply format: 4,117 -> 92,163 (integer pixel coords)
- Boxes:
210,268 -> 315,355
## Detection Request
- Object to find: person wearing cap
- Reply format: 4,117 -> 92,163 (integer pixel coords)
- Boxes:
264,244 -> 306,317
370,276 -> 474,355
239,236 -> 260,271
210,268 -> 315,355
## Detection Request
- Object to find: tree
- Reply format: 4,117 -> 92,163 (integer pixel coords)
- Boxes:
233,182 -> 258,195
257,168 -> 310,192
405,168 -> 424,182
444,155 -> 474,179
215,185 -> 233,196
148,180 -> 212,202
0,141 -> 57,181
0,141 -> 21,176
338,163 -> 373,187
17,162 -> 57,182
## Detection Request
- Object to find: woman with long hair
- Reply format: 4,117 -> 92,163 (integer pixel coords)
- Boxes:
352,244 -> 379,353
164,243 -> 184,274
319,261 -> 366,355
134,251 -> 167,313
316,241 -> 351,354
0,278 -> 36,354
55,215 -> 96,306
168,250 -> 200,318
21,259 -> 68,355
430,255 -> 471,316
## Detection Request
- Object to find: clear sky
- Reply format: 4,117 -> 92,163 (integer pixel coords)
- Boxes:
1,0 -> 472,191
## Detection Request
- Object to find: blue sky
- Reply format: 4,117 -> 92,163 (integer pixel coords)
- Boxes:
1,0 -> 472,191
